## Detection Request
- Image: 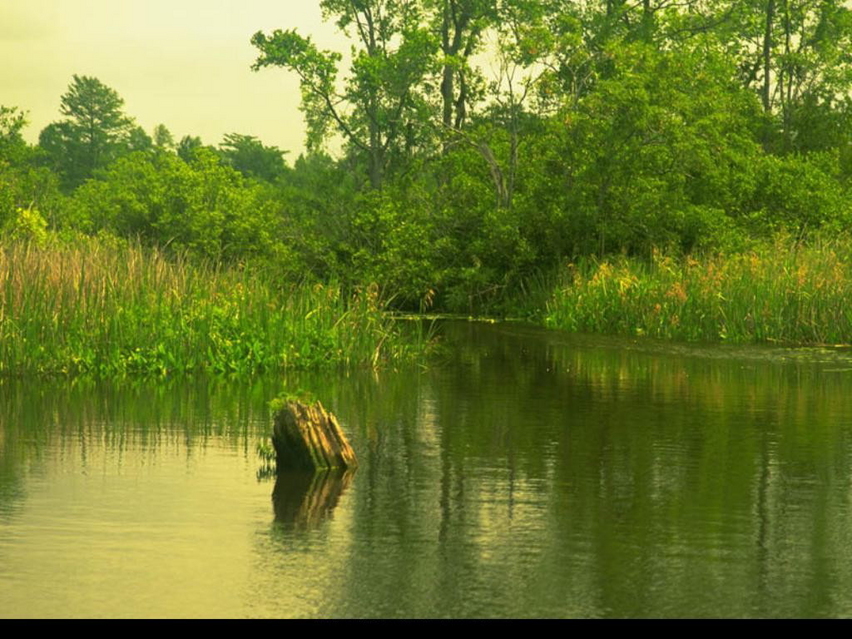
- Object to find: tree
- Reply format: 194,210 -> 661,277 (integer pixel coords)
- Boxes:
251,0 -> 436,189
0,106 -> 32,226
127,125 -> 154,154
38,75 -> 135,189
177,135 -> 204,163
0,106 -> 28,160
444,0 -> 572,209
153,124 -> 175,151
218,133 -> 288,182
429,0 -> 496,137
709,0 -> 852,152
0,106 -> 61,229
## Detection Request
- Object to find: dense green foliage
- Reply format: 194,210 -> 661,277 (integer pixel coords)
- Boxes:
61,149 -> 282,262
4,1 -> 852,350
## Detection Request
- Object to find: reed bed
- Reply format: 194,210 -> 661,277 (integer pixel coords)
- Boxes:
545,235 -> 852,345
0,237 -> 427,376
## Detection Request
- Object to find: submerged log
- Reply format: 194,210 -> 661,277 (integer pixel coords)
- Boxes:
272,400 -> 358,472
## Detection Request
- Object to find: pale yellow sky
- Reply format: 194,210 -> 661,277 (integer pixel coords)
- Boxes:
0,1 -> 346,155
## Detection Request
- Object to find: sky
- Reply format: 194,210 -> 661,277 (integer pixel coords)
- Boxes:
0,1 -> 347,155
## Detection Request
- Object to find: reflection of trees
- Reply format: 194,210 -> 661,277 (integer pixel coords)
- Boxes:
325,322 -> 852,617
0,377 -> 283,519
0,428 -> 26,520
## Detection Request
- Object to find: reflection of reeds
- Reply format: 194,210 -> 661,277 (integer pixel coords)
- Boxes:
545,234 -> 852,345
272,470 -> 354,529
0,238 -> 428,376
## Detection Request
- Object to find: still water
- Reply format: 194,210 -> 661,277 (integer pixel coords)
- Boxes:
3,321 -> 852,618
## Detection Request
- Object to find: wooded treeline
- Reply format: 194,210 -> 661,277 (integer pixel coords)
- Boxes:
4,0 -> 852,315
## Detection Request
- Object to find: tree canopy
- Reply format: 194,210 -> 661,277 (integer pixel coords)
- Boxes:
252,0 -> 437,188
39,75 -> 136,189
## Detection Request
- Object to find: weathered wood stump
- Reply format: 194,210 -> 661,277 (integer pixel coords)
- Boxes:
272,400 -> 358,472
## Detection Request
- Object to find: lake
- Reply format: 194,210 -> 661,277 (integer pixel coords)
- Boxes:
2,321 -> 852,618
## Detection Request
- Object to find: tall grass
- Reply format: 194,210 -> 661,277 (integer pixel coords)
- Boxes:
0,237 -> 429,376
545,234 -> 852,345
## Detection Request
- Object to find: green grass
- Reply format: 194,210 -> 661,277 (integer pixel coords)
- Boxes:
544,234 -> 852,345
0,236 -> 430,376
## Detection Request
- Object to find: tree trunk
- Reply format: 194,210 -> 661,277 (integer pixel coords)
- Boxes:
763,0 -> 775,113
641,0 -> 654,43
369,149 -> 384,190
441,0 -> 455,133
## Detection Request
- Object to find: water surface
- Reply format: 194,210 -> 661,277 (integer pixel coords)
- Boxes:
2,322 -> 852,618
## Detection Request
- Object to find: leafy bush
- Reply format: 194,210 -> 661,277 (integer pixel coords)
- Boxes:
62,149 -> 281,262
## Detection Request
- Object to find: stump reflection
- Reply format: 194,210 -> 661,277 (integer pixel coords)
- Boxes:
272,469 -> 354,529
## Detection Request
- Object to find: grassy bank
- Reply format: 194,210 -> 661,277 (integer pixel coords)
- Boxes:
0,237 -> 429,376
544,235 -> 852,346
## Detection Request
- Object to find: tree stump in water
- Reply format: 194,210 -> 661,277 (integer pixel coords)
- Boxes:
272,400 -> 358,472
